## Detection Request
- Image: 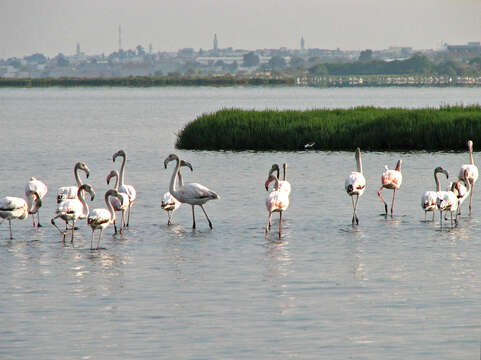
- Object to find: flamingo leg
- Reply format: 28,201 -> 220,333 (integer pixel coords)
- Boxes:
432,211 -> 435,222
391,189 -> 397,216
377,186 -> 388,215
97,229 -> 104,250
8,219 -> 13,239
200,204 -> 213,229
266,212 -> 272,234
90,230 -> 95,250
37,212 -> 42,227
353,195 -> 360,225
32,215 -> 36,227
71,220 -> 75,243
167,211 -> 172,226
439,210 -> 443,228
126,204 -> 131,227
469,180 -> 474,216
191,206 -> 196,229
279,211 -> 283,238
51,216 -> 67,238
113,219 -> 118,235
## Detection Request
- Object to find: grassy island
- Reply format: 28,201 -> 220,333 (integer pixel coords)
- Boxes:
175,106 -> 481,151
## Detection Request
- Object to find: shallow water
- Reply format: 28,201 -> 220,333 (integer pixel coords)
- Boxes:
1,87 -> 480,359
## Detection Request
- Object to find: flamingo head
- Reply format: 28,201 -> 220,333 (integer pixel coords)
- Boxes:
395,159 -> 402,171
79,184 -> 95,201
265,174 -> 277,191
106,170 -> 118,185
467,140 -> 473,151
346,184 -> 353,194
113,150 -> 126,162
269,164 -> 280,178
76,162 -> 90,178
434,167 -> 449,179
164,153 -> 179,169
180,160 -> 193,172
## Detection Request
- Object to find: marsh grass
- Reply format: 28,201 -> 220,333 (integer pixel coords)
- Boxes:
176,106 -> 481,151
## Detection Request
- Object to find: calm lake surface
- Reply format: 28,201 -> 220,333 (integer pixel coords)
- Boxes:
1,87 -> 481,359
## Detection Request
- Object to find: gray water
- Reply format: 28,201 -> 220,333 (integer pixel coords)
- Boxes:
0,87 -> 480,359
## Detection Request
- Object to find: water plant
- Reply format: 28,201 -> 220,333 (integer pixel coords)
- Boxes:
175,106 -> 481,151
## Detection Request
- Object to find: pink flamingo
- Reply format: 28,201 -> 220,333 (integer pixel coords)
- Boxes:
377,160 -> 402,216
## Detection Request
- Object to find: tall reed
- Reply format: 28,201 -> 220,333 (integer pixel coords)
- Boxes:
176,106 -> 481,151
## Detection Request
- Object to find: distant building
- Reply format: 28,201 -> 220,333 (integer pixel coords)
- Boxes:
213,34 -> 218,51
447,42 -> 481,59
301,36 -> 305,51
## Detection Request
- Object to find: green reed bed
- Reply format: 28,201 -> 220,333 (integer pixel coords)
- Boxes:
175,106 -> 481,151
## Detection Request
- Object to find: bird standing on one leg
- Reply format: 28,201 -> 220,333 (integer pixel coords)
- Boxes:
345,148 -> 366,225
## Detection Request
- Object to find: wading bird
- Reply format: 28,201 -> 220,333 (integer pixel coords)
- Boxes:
377,160 -> 402,216
88,189 -> 124,250
421,167 -> 448,221
458,140 -> 478,216
345,148 -> 366,225
0,191 -> 41,239
265,173 -> 290,238
268,163 -> 291,195
56,162 -> 90,203
113,150 -> 137,227
106,170 -> 129,234
437,182 -> 459,228
25,177 -> 48,227
51,184 -> 95,242
164,154 -> 219,229
161,160 -> 193,225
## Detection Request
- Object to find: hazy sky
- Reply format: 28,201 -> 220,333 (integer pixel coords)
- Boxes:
1,0 -> 480,58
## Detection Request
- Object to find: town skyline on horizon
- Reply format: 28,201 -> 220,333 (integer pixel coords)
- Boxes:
1,0 -> 480,59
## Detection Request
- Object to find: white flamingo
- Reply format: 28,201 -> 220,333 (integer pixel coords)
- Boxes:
268,163 -> 291,194
25,177 -> 48,227
377,160 -> 402,216
164,153 -> 219,229
56,162 -> 90,203
161,160 -> 193,225
51,184 -> 95,242
0,191 -> 41,239
88,189 -> 124,250
421,167 -> 448,221
265,173 -> 290,238
458,140 -> 478,216
106,170 -> 129,234
452,169 -> 471,216
113,150 -> 137,227
437,182 -> 459,228
345,148 -> 366,225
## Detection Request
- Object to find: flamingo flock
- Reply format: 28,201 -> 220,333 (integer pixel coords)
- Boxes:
0,140 -> 478,244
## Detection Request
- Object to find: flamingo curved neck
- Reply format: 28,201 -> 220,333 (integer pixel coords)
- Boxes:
169,156 -> 181,199
356,152 -> 363,173
113,173 -> 120,190
434,171 -> 441,192
78,190 -> 89,217
74,164 -> 82,187
105,193 -> 116,222
118,155 -> 126,186
470,147 -> 474,166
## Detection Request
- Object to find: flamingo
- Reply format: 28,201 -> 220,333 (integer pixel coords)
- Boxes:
421,167 -> 448,221
88,189 -> 124,250
25,177 -> 48,227
0,191 -> 41,239
265,173 -> 290,238
56,162 -> 90,203
452,169 -> 471,216
51,184 -> 95,242
437,182 -> 459,228
268,163 -> 291,194
113,150 -> 137,227
345,148 -> 366,225
161,160 -> 193,225
106,170 -> 130,234
164,153 -> 219,229
458,140 -> 478,216
377,160 -> 402,216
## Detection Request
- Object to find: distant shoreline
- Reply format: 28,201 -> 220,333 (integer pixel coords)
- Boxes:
1,75 -> 480,88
